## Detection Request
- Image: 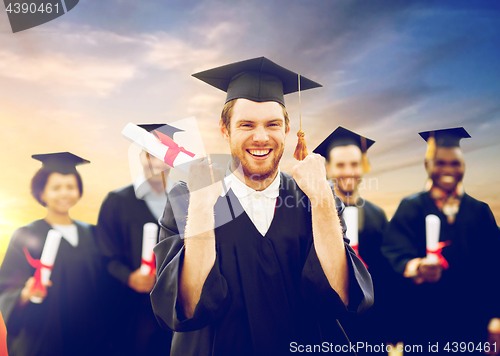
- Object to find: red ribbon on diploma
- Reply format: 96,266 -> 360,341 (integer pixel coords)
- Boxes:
23,246 -> 53,295
426,240 -> 452,269
153,130 -> 195,167
141,254 -> 156,276
351,244 -> 368,269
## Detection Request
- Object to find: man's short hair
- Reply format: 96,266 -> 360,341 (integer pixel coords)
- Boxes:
220,99 -> 290,134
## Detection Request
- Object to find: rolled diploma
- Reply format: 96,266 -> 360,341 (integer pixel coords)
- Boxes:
343,206 -> 359,247
122,123 -> 193,175
31,229 -> 62,304
425,214 -> 440,264
140,223 -> 158,275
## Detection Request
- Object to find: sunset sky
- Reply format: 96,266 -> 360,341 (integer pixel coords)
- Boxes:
1,0 -> 499,260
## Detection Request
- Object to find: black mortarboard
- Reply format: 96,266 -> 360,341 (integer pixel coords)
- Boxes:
419,127 -> 470,159
313,126 -> 375,173
32,152 -> 90,175
192,57 -> 322,107
419,127 -> 470,147
137,124 -> 184,140
313,126 -> 375,157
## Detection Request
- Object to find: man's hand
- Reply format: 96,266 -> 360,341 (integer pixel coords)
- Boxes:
188,157 -> 225,208
418,257 -> 443,283
291,154 -> 331,203
19,277 -> 52,306
127,268 -> 156,293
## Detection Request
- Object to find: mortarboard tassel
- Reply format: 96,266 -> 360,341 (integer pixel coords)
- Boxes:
425,131 -> 436,160
360,136 -> 371,173
293,75 -> 308,161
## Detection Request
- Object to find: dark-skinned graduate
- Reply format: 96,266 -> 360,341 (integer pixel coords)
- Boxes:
382,127 -> 500,354
0,153 -> 109,356
314,126 -> 404,353
96,124 -> 175,356
150,57 -> 374,356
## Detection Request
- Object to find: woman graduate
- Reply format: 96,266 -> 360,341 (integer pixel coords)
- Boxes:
0,152 -> 107,356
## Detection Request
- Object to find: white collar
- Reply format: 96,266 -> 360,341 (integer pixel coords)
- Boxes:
133,172 -> 173,199
226,168 -> 281,199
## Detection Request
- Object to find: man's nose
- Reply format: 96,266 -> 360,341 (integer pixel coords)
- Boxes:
253,126 -> 269,142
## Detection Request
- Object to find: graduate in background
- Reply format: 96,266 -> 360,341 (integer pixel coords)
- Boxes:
382,127 -> 500,353
0,152 -> 108,356
151,57 -> 373,356
314,126 -> 403,350
96,124 -> 173,356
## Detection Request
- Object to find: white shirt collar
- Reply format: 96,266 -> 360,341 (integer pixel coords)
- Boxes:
133,172 -> 173,199
227,168 -> 281,199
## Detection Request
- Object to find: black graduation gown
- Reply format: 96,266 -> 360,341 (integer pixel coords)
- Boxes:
0,219 -> 107,356
151,172 -> 374,356
382,191 -> 500,349
96,184 -> 172,355
339,199 -> 405,349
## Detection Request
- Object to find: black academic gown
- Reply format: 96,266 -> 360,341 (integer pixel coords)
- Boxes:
382,191 -> 500,349
0,220 -> 107,356
151,172 -> 374,356
96,184 -> 172,356
339,199 -> 404,349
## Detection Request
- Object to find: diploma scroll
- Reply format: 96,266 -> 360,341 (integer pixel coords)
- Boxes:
30,229 -> 62,304
343,206 -> 358,247
425,214 -> 440,264
122,123 -> 195,175
140,223 -> 158,275
343,207 -> 368,268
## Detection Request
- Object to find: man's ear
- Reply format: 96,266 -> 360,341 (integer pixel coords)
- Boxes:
285,124 -> 290,135
424,158 -> 432,175
220,120 -> 230,143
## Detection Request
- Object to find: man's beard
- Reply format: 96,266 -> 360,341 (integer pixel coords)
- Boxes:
335,177 -> 358,196
229,142 -> 285,184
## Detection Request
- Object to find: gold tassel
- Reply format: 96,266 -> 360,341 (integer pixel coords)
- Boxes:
360,137 -> 371,173
425,133 -> 436,160
361,152 -> 371,173
293,130 -> 308,161
293,74 -> 308,161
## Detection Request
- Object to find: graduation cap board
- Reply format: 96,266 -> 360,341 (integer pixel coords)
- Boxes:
136,123 -> 184,189
192,57 -> 323,161
32,152 -> 89,175
122,122 -> 196,175
138,124 -> 184,139
419,127 -> 470,159
313,126 -> 375,173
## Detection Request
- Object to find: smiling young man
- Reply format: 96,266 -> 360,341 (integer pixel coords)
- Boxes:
314,127 -> 402,349
150,57 -> 373,356
382,127 -> 500,351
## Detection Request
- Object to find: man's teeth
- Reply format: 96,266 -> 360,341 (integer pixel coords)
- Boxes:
248,149 -> 270,157
441,176 -> 455,183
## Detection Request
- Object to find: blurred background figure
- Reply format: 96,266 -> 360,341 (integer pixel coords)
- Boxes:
314,127 -> 403,352
0,152 -> 109,356
96,124 -> 173,356
382,127 -> 500,354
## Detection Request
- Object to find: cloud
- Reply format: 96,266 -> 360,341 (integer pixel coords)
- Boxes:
143,32 -> 221,71
0,49 -> 136,96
